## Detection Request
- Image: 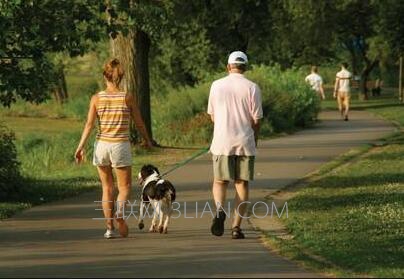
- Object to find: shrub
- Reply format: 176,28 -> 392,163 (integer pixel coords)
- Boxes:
247,65 -> 320,133
152,65 -> 321,146
152,82 -> 213,146
0,124 -> 22,200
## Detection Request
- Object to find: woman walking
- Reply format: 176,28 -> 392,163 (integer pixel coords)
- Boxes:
75,58 -> 154,238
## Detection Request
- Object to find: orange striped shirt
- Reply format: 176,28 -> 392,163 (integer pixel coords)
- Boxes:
96,91 -> 130,142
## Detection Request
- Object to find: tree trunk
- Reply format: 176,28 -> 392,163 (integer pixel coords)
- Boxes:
110,29 -> 153,143
53,65 -> 68,104
399,56 -> 403,102
360,59 -> 379,100
348,48 -> 358,76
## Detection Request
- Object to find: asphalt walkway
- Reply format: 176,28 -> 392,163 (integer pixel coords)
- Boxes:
0,110 -> 395,278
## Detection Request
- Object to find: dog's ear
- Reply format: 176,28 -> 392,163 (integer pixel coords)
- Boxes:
140,165 -> 151,179
141,164 -> 158,178
152,165 -> 160,175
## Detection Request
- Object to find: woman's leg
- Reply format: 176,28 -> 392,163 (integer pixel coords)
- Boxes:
114,166 -> 131,237
97,166 -> 115,231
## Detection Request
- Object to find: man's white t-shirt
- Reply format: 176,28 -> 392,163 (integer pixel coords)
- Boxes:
336,69 -> 352,92
207,73 -> 263,156
305,73 -> 323,92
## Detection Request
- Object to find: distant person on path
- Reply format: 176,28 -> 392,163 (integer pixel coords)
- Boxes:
334,63 -> 352,121
305,65 -> 325,100
372,78 -> 383,96
207,51 -> 263,239
75,58 -> 154,239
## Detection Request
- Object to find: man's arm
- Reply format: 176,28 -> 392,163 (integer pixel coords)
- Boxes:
252,119 -> 260,147
320,83 -> 326,100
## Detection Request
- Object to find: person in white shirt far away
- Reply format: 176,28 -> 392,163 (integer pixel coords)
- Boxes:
305,65 -> 325,100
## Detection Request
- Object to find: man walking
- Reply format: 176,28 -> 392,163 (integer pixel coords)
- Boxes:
334,63 -> 352,121
207,51 -> 263,239
305,65 -> 325,100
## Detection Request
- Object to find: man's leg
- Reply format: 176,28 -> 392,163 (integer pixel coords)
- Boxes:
337,94 -> 344,118
211,155 -> 233,236
212,180 -> 229,211
232,179 -> 249,228
211,180 -> 229,236
231,155 -> 254,239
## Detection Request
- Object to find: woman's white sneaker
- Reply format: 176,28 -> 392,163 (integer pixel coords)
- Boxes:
104,229 -> 118,239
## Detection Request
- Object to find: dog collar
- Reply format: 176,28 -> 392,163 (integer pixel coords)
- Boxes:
142,172 -> 160,191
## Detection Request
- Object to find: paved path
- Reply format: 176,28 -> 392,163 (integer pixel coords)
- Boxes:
0,111 -> 395,278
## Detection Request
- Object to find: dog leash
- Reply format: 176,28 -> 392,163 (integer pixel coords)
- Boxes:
134,146 -> 209,202
160,146 -> 210,178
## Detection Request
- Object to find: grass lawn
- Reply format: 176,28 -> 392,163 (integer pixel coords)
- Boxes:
0,116 -> 204,219
265,88 -> 404,277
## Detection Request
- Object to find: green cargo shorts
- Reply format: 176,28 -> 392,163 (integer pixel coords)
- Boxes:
212,155 -> 255,181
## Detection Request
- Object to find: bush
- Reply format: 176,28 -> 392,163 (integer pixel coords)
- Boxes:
247,65 -> 321,133
152,65 -> 321,146
0,124 -> 22,200
16,131 -> 95,179
152,82 -> 213,146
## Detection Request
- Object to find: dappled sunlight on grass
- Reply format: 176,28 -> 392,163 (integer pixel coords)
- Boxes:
284,143 -> 404,277
1,116 -> 197,219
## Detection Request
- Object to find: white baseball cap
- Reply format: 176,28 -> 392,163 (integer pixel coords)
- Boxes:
228,51 -> 248,65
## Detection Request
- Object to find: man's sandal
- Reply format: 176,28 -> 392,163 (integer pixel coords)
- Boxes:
231,226 -> 245,239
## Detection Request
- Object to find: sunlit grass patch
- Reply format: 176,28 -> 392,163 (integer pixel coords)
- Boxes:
280,143 -> 404,277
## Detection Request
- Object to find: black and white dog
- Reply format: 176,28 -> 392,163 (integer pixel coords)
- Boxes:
137,165 -> 176,234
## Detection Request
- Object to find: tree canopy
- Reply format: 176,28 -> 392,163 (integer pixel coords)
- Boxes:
0,0 -> 103,106
1,0 -> 404,107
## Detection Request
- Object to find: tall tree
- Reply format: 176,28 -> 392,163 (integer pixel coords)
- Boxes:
268,0 -> 337,67
0,0 -> 103,106
106,0 -> 168,142
334,0 -> 378,99
376,0 -> 404,57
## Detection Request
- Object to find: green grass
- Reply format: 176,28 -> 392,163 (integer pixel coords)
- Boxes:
267,90 -> 404,277
0,116 -> 200,219
321,87 -> 402,112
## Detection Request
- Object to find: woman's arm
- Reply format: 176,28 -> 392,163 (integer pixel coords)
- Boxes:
75,95 -> 97,163
126,94 -> 155,148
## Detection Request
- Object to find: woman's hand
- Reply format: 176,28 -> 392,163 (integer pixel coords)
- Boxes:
141,139 -> 160,149
75,95 -> 97,164
75,147 -> 85,164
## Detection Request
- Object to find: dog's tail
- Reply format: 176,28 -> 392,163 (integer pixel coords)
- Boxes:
169,187 -> 176,202
166,181 -> 176,201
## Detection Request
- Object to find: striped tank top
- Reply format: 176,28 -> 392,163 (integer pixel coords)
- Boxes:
96,91 -> 130,142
